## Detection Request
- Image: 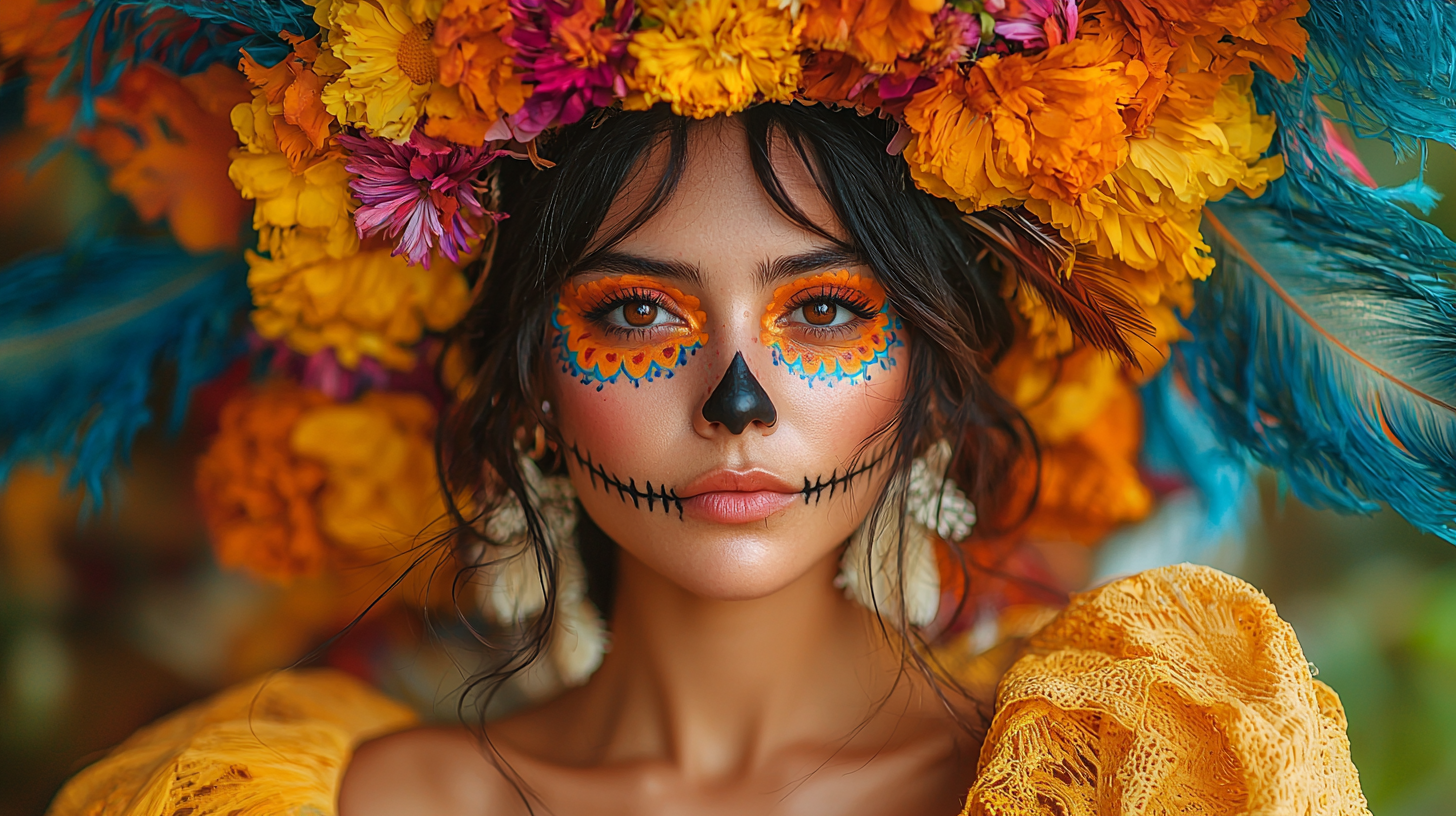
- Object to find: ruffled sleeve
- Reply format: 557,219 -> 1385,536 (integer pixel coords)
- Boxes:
967,564 -> 1370,816
47,670 -> 417,816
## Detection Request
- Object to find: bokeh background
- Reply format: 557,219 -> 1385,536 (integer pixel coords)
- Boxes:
2,87 -> 1455,816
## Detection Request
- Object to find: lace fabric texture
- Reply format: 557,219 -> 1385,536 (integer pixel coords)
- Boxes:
46,670 -> 416,816
43,566 -> 1369,815
967,564 -> 1370,816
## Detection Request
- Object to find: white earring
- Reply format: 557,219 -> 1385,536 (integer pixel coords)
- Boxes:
475,457 -> 607,695
837,441 -> 976,628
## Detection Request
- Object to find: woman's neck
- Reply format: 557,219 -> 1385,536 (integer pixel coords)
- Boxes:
504,548 -> 930,783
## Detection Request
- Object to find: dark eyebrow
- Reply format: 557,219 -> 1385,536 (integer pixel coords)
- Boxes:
573,251 -> 704,287
755,246 -> 865,288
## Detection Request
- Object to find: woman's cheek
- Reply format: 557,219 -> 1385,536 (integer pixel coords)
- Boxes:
548,366 -> 701,477
767,343 -> 908,462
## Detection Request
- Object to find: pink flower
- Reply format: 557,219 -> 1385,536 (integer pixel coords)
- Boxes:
923,7 -> 982,73
989,0 -> 1078,51
339,131 -> 508,268
500,0 -> 632,142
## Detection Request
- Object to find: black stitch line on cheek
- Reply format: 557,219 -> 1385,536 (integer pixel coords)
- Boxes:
569,444 -> 684,519
802,453 -> 884,505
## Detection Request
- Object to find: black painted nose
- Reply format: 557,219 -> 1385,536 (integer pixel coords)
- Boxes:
701,352 -> 777,435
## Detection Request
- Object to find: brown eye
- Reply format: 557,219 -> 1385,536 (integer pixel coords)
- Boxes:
624,301 -> 658,327
804,300 -> 837,326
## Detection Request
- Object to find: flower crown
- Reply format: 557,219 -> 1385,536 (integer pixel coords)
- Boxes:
2,0 -> 1453,596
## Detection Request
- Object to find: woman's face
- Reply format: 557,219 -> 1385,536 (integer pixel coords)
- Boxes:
546,119 -> 908,601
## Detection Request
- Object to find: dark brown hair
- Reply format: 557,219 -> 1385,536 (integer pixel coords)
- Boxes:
438,102 -> 1037,725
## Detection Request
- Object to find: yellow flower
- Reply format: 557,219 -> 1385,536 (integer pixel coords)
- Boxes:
290,392 -> 448,556
988,345 -> 1152,544
228,106 -> 360,259
321,0 -> 437,141
247,231 -> 471,370
1023,72 -> 1281,294
626,0 -> 802,118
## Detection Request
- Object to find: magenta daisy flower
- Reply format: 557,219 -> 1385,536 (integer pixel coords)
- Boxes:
339,131 -> 508,268
987,0 -> 1079,51
501,0 -> 632,142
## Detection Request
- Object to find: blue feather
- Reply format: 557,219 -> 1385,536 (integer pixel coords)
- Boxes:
117,0 -> 318,39
1249,0 -> 1456,249
1139,369 -> 1256,544
56,0 -> 315,128
1178,0 -> 1456,541
1181,202 -> 1456,543
0,240 -> 249,509
1298,0 -> 1456,159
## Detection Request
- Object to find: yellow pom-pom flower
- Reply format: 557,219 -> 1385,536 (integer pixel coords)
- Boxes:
246,231 -> 471,371
627,0 -> 802,118
290,392 -> 448,557
230,98 -> 359,259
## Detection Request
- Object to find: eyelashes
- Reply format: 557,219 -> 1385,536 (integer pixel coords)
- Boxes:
780,284 -> 880,321
778,283 -> 882,338
759,270 -> 901,386
553,275 -> 708,389
582,287 -> 677,321
582,287 -> 687,339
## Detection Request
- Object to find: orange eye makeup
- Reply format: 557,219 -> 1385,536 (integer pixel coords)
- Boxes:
553,275 -> 709,390
760,270 -> 901,387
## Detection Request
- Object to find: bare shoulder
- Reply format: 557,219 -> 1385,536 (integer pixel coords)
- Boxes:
339,726 -> 520,816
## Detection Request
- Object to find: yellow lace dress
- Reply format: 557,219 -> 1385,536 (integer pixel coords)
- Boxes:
46,565 -> 1371,816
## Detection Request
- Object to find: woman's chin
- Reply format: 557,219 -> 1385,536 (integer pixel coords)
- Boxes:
615,526 -> 846,603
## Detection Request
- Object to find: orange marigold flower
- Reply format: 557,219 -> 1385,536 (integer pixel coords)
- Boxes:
1020,71 -> 1281,295
1093,0 -> 1308,128
1,0 -> 89,136
801,0 -> 944,70
196,384 -> 333,582
427,0 -> 529,145
239,33 -> 338,170
904,35 -> 1136,209
89,63 -> 252,252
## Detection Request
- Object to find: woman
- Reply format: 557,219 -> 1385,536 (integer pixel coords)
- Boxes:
47,105 -> 1368,815
13,0 -> 1452,812
344,105 -> 1013,814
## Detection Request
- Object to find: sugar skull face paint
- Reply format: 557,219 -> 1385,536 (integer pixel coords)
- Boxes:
553,274 -> 710,390
544,119 -> 911,604
760,270 -> 902,387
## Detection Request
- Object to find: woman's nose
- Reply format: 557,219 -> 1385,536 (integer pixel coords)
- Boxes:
700,352 -> 776,435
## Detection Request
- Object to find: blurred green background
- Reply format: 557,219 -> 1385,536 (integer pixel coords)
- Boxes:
1,116 -> 1454,816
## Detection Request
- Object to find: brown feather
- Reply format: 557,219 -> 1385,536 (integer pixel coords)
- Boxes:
963,208 -> 1155,368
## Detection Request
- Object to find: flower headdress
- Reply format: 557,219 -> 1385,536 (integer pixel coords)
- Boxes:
1,0 -> 1453,629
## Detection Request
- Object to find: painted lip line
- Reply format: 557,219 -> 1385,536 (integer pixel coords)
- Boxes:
680,468 -> 799,525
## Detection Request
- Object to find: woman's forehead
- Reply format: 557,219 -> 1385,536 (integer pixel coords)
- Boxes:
593,117 -> 848,268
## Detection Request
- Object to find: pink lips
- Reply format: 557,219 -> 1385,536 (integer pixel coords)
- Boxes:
680,470 -> 800,524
